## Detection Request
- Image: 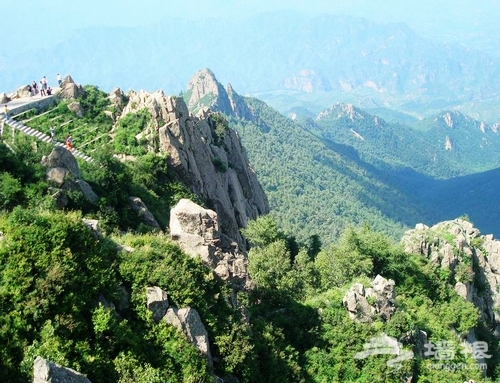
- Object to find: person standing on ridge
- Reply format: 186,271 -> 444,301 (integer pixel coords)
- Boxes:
39,81 -> 46,97
57,73 -> 62,85
3,105 -> 9,120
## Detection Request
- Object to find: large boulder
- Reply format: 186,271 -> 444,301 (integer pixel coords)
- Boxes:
0,93 -> 10,104
33,356 -> 92,383
68,101 -> 85,118
170,199 -> 252,290
41,146 -> 98,206
170,198 -> 220,266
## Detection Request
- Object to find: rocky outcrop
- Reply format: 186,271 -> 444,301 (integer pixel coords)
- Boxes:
170,199 -> 251,290
59,76 -> 85,100
343,275 -> 396,322
146,286 -> 169,322
42,146 -> 98,206
8,85 -> 31,100
0,93 -> 10,104
128,197 -> 161,231
145,285 -> 212,367
33,356 -> 92,383
68,101 -> 84,118
185,69 -> 254,119
185,68 -> 234,116
122,89 -> 269,245
402,218 -> 500,334
170,199 -> 219,265
164,306 -> 213,367
108,87 -> 126,110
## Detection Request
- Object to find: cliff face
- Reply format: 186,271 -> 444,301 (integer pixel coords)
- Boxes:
120,89 -> 269,245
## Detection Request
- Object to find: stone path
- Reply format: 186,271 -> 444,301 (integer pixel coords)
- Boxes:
0,113 -> 93,163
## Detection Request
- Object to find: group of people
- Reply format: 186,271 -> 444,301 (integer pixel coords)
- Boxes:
27,74 -> 61,98
28,76 -> 51,97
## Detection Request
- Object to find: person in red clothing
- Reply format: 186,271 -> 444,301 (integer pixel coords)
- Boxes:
65,135 -> 73,150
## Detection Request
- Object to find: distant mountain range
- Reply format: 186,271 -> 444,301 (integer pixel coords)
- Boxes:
2,12 -> 500,123
184,69 -> 500,243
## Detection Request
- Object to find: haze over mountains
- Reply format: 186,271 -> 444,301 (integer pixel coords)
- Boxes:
2,11 -> 500,124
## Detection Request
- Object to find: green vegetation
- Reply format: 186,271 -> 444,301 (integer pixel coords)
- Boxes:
230,98 -> 425,245
1,84 -> 499,382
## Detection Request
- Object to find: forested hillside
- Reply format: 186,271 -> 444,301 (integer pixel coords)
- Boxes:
2,80 -> 500,383
184,70 -> 500,241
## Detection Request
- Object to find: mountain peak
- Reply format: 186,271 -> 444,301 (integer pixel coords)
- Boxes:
316,102 -> 386,127
185,69 -> 252,119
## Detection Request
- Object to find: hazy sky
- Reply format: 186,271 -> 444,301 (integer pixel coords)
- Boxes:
4,0 -> 500,37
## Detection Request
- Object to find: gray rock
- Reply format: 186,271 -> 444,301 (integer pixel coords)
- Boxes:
68,102 -> 84,118
170,199 -> 252,290
146,286 -> 169,322
108,87 -> 125,111
343,275 -> 395,322
120,88 -> 269,245
46,167 -> 72,187
42,147 -> 99,206
0,93 -> 10,104
402,218 -> 500,338
82,219 -> 100,237
42,146 -> 80,178
76,180 -> 99,204
170,198 -> 220,266
59,76 -> 85,99
128,197 -> 161,231
164,306 -> 213,367
33,356 -> 92,383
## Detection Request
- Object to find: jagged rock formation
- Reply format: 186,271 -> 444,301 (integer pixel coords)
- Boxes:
185,68 -> 252,119
59,76 -> 85,100
343,275 -> 396,322
170,199 -> 251,290
121,88 -> 269,244
8,85 -> 31,100
402,218 -> 500,334
107,87 -> 127,121
33,356 -> 91,383
0,92 -> 10,104
42,146 -> 98,207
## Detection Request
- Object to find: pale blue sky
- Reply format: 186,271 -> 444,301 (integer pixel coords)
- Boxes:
2,0 -> 500,64
4,0 -> 500,32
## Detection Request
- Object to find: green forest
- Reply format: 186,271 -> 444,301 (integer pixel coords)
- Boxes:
0,85 -> 499,382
